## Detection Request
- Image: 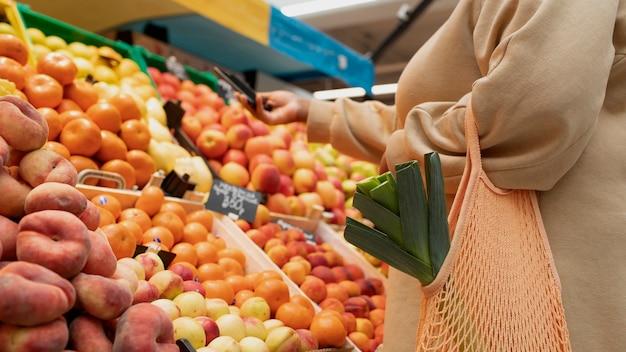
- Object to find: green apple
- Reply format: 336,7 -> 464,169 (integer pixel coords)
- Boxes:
239,296 -> 271,321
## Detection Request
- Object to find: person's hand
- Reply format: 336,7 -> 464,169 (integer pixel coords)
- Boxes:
235,90 -> 310,126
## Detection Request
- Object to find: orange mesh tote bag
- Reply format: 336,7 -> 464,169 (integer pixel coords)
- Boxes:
415,100 -> 572,351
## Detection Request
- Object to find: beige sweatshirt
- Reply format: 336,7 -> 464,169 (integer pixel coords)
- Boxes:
306,0 -> 626,350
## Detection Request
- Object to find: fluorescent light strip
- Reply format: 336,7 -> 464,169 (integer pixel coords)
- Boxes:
313,83 -> 397,100
281,0 -> 377,17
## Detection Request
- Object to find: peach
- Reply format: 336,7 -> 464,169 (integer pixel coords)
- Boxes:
113,302 -> 178,351
134,251 -> 165,280
219,161 -> 250,187
220,105 -> 248,129
326,282 -> 350,302
311,265 -> 337,284
292,168 -> 318,194
343,296 -> 371,319
299,275 -> 327,304
196,128 -> 228,159
281,261 -> 308,285
278,174 -> 296,197
265,192 -> 290,214
148,269 -> 184,300
0,261 -> 75,326
319,297 -> 345,313
72,272 -> 133,320
246,228 -> 272,248
344,263 -> 366,281
355,317 -> 375,339
81,229 -> 118,277
0,316 -> 69,352
195,316 -> 221,345
355,277 -> 385,296
306,252 -> 329,268
68,313 -> 113,351
168,262 -> 196,281
18,148 -> 78,187
285,240 -> 308,258
248,153 -> 274,174
248,117 -> 270,136
286,195 -> 307,217
244,135 -> 272,160
23,181 -> 88,215
315,180 -> 339,210
251,163 -> 281,194
226,122 -> 254,149
292,149 -> 316,170
17,210 -> 91,278
341,311 -> 358,334
266,244 -> 290,268
0,168 -> 32,218
0,214 -> 18,260
133,279 -> 160,304
111,260 -> 140,294
338,280 -> 362,297
221,148 -> 248,167
270,127 -> 293,150
296,328 -> 320,351
265,326 -> 301,352
0,95 -> 48,152
78,201 -> 101,231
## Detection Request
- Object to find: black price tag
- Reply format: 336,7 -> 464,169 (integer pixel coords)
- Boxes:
132,245 -> 177,268
205,179 -> 261,223
176,338 -> 196,352
273,218 -> 316,244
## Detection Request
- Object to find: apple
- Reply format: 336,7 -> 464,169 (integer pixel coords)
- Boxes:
242,316 -> 268,341
183,280 -> 206,296
19,148 -> 78,187
134,251 -> 165,280
205,297 -> 231,320
16,210 -> 91,279
216,313 -> 246,341
0,261 -> 75,327
239,336 -> 269,352
207,335 -> 240,352
196,128 -> 229,159
265,326 -> 301,352
148,269 -> 184,300
113,303 -> 178,351
168,262 -> 196,282
251,163 -> 281,194
173,316 -> 206,349
133,279 -> 160,304
173,291 -> 208,318
239,296 -> 271,321
194,316 -> 220,345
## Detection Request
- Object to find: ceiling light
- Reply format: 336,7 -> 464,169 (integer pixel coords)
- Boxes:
371,83 -> 397,96
280,0 -> 377,17
313,87 -> 366,100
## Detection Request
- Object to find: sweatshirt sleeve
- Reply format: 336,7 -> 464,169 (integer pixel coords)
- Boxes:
385,0 -> 618,192
306,98 -> 399,165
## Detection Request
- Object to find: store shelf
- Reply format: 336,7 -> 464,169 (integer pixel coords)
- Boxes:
18,0 -> 375,92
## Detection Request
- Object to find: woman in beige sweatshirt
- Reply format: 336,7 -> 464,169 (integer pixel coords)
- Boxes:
242,0 -> 626,350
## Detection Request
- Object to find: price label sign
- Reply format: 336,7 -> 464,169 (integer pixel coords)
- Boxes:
205,179 -> 261,222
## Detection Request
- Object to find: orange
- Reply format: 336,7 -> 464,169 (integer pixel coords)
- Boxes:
63,79 -> 98,111
91,193 -> 122,220
197,262 -> 225,281
159,202 -> 188,224
59,109 -> 89,126
225,274 -> 254,294
23,73 -> 63,109
217,247 -> 246,269
194,241 -> 219,265
56,99 -> 83,113
290,294 -> 316,320
233,289 -> 255,308
86,101 -> 122,133
125,149 -> 156,189
152,211 -> 185,244
169,242 -> 198,267
118,207 -> 152,232
206,234 -> 226,251
108,93 -> 141,121
117,219 -> 144,245
253,278 -> 290,315
142,226 -> 175,250
119,119 -> 150,151
37,51 -> 77,86
135,185 -> 165,217
68,155 -> 99,185
97,206 -> 116,227
0,56 -> 26,90
310,310 -> 348,348
42,141 -> 70,159
217,257 -> 244,277
38,107 -> 62,140
59,117 -> 102,157
185,209 -> 215,231
201,279 -> 234,304
275,301 -> 313,330
95,130 -> 128,163
182,222 -> 210,244
347,331 -> 370,352
252,270 -> 284,289
101,223 -> 137,260
99,159 -> 136,190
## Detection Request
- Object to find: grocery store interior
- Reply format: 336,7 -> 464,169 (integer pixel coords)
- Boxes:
20,0 -> 459,104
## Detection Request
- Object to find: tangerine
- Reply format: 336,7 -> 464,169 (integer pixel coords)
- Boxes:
99,159 -> 136,190
217,247 -> 247,269
108,92 -> 141,121
23,73 -> 63,109
275,301 -> 313,330
63,79 -> 98,111
186,209 -> 214,231
101,223 -> 137,259
125,149 -> 156,189
347,331 -> 370,352
119,119 -> 150,150
97,206 -> 116,227
95,130 -> 128,163
252,270 -> 284,289
201,279 -> 234,304
197,262 -> 225,281
117,219 -> 144,245
225,274 -> 254,294
169,242 -> 198,267
86,101 -> 122,133
118,207 -> 152,232
59,117 -> 101,157
142,225 -> 175,250
56,99 -> 82,113
90,193 -> 122,220
233,289 -> 255,308
254,278 -> 290,315
310,310 -> 347,348
38,107 -> 61,140
135,185 -> 164,216
290,294 -> 316,320
42,141 -> 70,159
159,202 -> 187,224
182,222 -> 209,244
194,241 -> 219,265
217,256 -> 244,278
68,155 -> 99,186
152,211 -> 185,244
